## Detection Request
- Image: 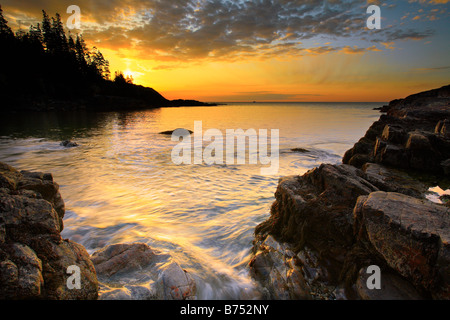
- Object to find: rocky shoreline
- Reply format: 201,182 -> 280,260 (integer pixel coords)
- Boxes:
250,84 -> 450,300
0,163 -> 98,299
1,85 -> 449,300
0,163 -> 197,300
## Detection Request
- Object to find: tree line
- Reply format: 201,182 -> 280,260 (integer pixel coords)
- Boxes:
0,5 -> 167,111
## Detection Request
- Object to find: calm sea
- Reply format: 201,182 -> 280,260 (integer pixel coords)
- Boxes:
0,102 -> 382,299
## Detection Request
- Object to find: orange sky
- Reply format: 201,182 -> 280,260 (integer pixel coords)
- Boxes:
2,0 -> 450,102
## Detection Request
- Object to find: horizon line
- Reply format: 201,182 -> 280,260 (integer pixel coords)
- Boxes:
200,101 -> 389,104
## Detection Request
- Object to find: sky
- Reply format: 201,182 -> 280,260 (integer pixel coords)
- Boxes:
1,0 -> 449,102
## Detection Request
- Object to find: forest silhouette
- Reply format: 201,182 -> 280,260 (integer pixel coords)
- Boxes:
0,5 -> 212,112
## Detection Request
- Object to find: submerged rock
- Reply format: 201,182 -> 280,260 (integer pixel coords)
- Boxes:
291,148 -> 310,153
159,129 -> 193,135
0,162 -> 98,299
60,140 -> 79,148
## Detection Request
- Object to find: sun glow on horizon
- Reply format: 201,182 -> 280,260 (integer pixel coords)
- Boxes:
2,0 -> 449,102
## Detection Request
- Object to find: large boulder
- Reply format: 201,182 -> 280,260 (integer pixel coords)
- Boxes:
353,192 -> 449,299
251,164 -> 380,299
255,164 -> 378,264
251,162 -> 449,299
361,163 -> 428,199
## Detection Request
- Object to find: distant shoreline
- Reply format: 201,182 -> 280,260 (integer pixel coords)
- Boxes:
0,95 -> 219,113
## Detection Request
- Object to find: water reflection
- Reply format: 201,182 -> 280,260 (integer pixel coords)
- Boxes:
0,103 -> 381,299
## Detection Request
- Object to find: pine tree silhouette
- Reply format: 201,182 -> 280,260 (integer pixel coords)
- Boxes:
0,6 -> 169,112
0,5 -> 13,39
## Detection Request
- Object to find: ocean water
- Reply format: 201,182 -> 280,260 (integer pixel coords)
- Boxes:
0,102 -> 382,299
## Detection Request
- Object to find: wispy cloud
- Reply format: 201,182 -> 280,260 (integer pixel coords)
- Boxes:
0,0 -> 447,63
412,66 -> 450,71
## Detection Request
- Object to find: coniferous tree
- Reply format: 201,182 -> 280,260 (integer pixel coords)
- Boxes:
29,23 -> 44,46
0,6 -> 167,112
91,47 -> 110,80
41,10 -> 54,52
0,5 -> 13,40
51,13 -> 68,54
75,34 -> 89,66
68,33 -> 76,52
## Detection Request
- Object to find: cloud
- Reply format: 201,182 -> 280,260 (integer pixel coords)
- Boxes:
340,45 -> 381,54
382,28 -> 435,41
0,0 -> 445,62
412,66 -> 450,71
380,41 -> 395,50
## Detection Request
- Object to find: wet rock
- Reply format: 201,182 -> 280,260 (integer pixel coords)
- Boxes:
0,162 -> 98,300
354,191 -> 450,299
92,242 -> 197,300
159,129 -> 193,135
362,163 -> 428,199
356,268 -> 424,300
91,243 -> 155,277
0,193 -> 62,242
255,164 -> 378,263
0,260 -> 19,292
291,148 -> 310,153
60,140 -> 78,148
156,261 -> 197,300
374,143 -> 409,169
17,169 -> 65,229
405,132 -> 440,170
343,121 -> 388,167
33,239 -> 98,300
250,235 -> 311,300
0,243 -> 43,299
0,162 -> 22,190
381,124 -> 407,145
